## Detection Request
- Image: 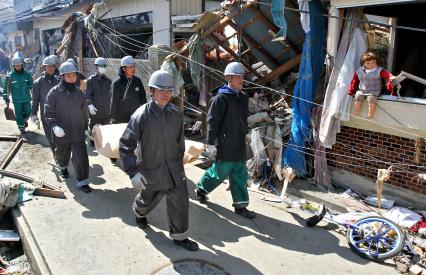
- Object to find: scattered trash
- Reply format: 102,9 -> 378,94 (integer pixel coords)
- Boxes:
395,260 -> 409,273
340,189 -> 359,199
332,212 -> 377,225
408,264 -> 423,275
299,199 -> 322,213
190,121 -> 203,135
1,254 -> 32,275
305,204 -> 326,227
384,207 -> 423,229
247,112 -> 272,127
364,196 -> 395,209
0,178 -> 35,219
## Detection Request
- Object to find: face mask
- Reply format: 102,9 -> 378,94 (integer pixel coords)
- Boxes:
98,67 -> 107,74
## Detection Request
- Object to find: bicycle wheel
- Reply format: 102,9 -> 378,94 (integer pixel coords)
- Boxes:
346,216 -> 405,261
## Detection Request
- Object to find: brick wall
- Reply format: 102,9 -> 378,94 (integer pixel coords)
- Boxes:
327,126 -> 426,195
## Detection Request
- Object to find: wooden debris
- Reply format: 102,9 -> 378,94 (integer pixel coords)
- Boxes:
0,170 -> 65,199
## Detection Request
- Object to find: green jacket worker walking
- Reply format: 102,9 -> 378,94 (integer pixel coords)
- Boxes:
197,62 -> 255,219
2,56 -> 33,134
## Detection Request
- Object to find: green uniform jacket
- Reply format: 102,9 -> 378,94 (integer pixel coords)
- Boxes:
2,70 -> 33,103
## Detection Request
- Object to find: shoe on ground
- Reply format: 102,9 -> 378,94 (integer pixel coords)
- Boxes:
80,185 -> 92,193
110,158 -> 117,163
60,168 -> 69,179
235,207 -> 256,219
196,190 -> 208,204
136,217 -> 148,229
173,238 -> 199,251
24,121 -> 28,128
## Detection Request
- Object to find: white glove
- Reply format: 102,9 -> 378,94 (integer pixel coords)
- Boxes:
131,173 -> 147,190
88,104 -> 97,115
206,145 -> 217,159
31,115 -> 39,123
53,126 -> 65,137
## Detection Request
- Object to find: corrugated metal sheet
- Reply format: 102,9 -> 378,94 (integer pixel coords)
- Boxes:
172,0 -> 202,16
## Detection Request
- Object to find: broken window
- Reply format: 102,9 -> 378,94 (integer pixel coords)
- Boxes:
93,12 -> 153,59
352,2 -> 426,98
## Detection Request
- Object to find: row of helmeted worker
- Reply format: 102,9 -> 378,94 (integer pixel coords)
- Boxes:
2,55 -> 255,251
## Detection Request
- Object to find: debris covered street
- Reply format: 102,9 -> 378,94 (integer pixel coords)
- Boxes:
1,0 -> 426,274
0,107 -> 399,274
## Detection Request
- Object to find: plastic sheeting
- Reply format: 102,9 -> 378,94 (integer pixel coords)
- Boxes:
161,59 -> 185,92
319,9 -> 365,148
271,0 -> 287,41
283,0 -> 326,176
187,34 -> 203,90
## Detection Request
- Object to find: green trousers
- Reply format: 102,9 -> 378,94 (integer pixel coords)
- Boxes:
197,161 -> 249,208
13,102 -> 31,130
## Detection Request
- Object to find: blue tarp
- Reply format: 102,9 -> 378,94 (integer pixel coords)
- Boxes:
283,0 -> 326,176
271,0 -> 287,40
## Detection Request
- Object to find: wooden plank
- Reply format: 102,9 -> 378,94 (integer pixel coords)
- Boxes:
0,135 -> 20,141
0,170 -> 65,198
210,33 -> 263,79
248,5 -> 301,54
34,188 -> 65,199
257,54 -> 301,84
0,138 -> 23,170
228,21 -> 280,67
200,1 -> 256,39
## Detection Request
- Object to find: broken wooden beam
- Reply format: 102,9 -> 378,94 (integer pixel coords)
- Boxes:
257,54 -> 301,84
0,170 -> 65,199
228,21 -> 280,67
33,185 -> 65,199
56,35 -> 71,55
200,1 -> 256,39
0,135 -> 20,141
209,32 -> 263,79
0,137 -> 23,170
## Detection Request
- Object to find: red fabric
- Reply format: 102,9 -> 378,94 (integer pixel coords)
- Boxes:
410,216 -> 426,233
348,72 -> 359,96
380,69 -> 394,93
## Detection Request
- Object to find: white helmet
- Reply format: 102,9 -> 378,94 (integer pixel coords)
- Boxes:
59,62 -> 77,75
148,70 -> 174,91
42,55 -> 58,66
12,57 -> 24,66
224,62 -> 245,76
121,56 -> 135,67
94,57 -> 107,66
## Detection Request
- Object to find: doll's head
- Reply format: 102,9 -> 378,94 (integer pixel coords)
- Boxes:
360,52 -> 377,69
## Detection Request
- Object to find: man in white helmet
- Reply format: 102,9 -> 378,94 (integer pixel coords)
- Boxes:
196,62 -> 255,219
32,55 -> 60,155
44,61 -> 91,193
110,55 -> 147,124
85,57 -> 112,146
2,56 -> 33,134
119,70 -> 199,251
66,57 -> 86,82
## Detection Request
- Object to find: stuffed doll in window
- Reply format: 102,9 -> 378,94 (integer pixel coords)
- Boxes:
348,52 -> 396,119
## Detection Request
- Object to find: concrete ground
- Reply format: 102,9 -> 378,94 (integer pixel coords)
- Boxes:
1,103 -> 399,275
